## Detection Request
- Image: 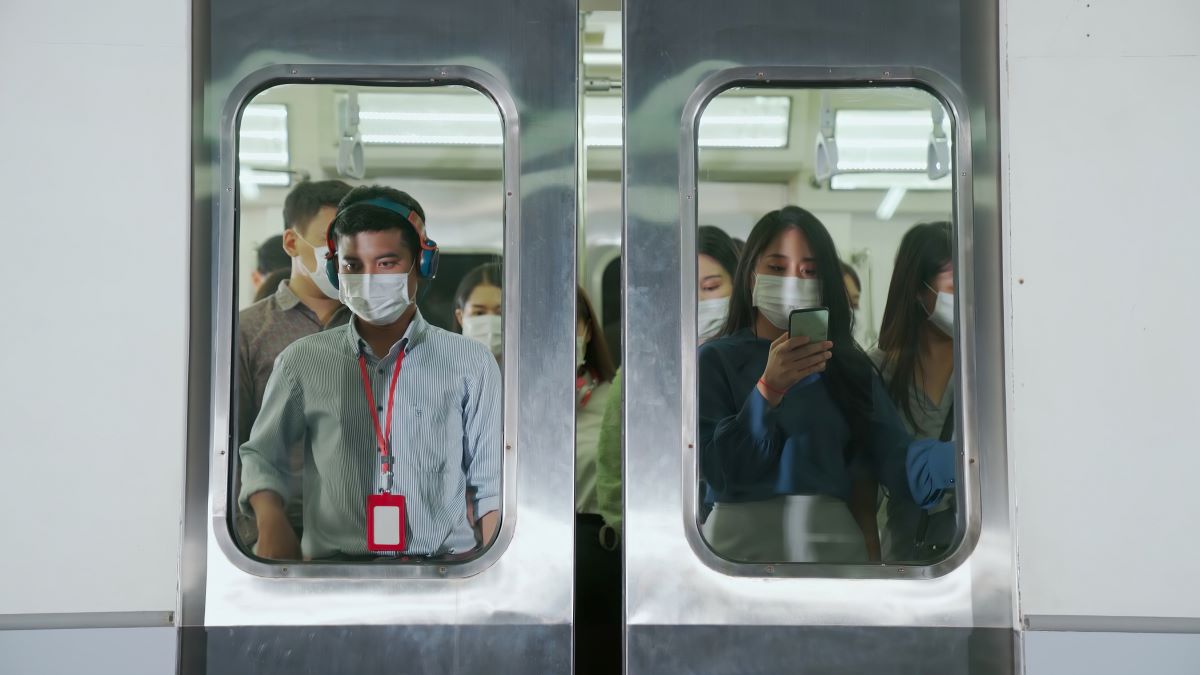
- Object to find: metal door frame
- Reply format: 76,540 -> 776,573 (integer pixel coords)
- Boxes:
621,0 -> 1014,672
180,1 -> 580,672
679,67 -> 979,581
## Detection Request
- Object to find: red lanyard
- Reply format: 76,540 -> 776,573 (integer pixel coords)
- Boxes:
357,349 -> 405,491
576,369 -> 598,409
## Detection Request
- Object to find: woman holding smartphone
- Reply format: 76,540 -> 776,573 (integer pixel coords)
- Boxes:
699,206 -> 953,563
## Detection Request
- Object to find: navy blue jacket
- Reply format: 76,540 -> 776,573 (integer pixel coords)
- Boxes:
698,329 -> 953,508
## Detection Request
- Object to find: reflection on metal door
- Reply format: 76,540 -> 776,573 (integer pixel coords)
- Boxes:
621,0 -> 1015,672
180,1 -> 579,672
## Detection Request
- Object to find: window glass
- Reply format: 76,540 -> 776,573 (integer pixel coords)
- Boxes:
694,86 -> 958,565
233,83 -> 505,565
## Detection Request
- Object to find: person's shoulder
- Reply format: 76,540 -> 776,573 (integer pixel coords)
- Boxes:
701,333 -> 743,351
275,326 -> 349,369
422,324 -> 496,365
238,296 -> 276,335
866,347 -> 896,385
592,379 -> 614,400
699,330 -> 755,361
867,346 -> 887,369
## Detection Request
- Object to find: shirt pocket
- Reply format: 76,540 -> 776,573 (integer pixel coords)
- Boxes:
394,404 -> 454,475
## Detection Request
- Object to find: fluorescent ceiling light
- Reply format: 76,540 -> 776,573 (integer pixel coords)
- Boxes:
583,95 -> 790,148
242,105 -> 287,119
238,151 -> 289,164
359,111 -> 499,123
353,89 -> 790,149
360,134 -> 504,145
240,168 -> 291,187
239,103 -> 289,169
875,186 -> 907,220
582,51 -> 622,66
830,172 -> 952,191
833,109 -> 950,174
356,91 -> 503,146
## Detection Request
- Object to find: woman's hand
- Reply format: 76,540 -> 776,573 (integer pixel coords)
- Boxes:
757,333 -> 833,407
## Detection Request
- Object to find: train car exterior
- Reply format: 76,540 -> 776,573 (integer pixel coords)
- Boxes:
2,0 -> 1199,673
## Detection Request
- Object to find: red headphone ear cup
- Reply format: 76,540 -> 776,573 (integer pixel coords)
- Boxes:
324,218 -> 340,288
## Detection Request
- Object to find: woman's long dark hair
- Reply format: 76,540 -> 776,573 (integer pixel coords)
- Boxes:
876,221 -> 952,428
721,206 -> 874,460
697,225 -> 740,279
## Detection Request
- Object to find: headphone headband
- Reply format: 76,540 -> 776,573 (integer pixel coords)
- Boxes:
323,196 -> 440,285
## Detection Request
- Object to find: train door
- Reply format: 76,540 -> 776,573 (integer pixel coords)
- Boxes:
180,1 -> 580,672
620,0 -> 1015,672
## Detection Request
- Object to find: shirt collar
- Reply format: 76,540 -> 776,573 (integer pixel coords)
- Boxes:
272,279 -> 302,311
347,308 -> 429,359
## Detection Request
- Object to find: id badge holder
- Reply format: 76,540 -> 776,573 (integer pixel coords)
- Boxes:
366,493 -> 406,552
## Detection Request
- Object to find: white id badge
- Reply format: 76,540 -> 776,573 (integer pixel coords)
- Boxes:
366,493 -> 406,552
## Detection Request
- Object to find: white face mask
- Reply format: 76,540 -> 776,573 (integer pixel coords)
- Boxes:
462,314 -> 502,356
300,241 -> 341,300
697,296 -> 730,343
576,335 -> 587,370
338,273 -> 412,326
752,274 -> 822,330
925,284 -> 955,337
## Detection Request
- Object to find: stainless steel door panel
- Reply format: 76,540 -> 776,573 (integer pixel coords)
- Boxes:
183,0 -> 580,671
622,0 -> 1012,671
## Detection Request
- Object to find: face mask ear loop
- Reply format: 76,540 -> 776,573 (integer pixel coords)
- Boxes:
920,282 -> 937,317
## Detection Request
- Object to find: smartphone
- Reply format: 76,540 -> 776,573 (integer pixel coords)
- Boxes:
788,307 -> 829,343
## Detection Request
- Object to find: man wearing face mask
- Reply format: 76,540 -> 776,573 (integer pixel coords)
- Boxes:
236,180 -> 353,544
239,185 -> 501,561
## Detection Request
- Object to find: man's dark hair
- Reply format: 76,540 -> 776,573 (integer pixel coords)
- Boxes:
332,185 -> 426,256
256,234 -> 290,275
282,180 -> 354,236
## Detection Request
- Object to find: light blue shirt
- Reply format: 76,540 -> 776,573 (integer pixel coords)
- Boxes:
239,310 -> 502,559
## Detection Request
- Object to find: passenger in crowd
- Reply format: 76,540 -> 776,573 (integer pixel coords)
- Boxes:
696,226 -> 740,344
575,285 -> 619,675
594,226 -> 741,535
698,206 -> 953,563
236,180 -> 353,544
251,233 -> 291,293
253,268 -> 290,303
454,262 -> 503,360
239,185 -> 501,561
842,261 -> 862,311
452,261 -> 503,528
871,221 -> 956,561
842,260 -> 870,348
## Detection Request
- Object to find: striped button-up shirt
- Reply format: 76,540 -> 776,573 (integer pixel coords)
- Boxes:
236,281 -> 350,541
239,310 -> 502,559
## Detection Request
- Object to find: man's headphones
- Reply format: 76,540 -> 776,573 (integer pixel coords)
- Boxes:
324,197 -> 440,290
